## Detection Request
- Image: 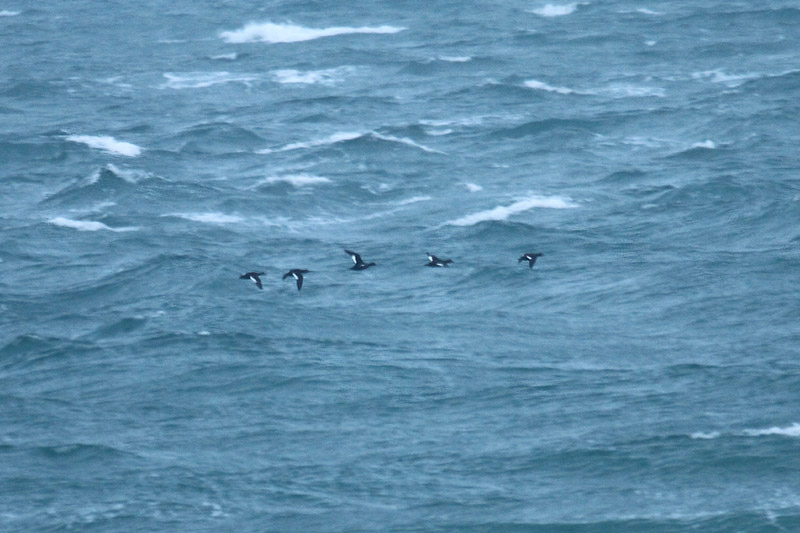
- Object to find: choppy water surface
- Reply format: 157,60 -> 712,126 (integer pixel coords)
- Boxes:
2,1 -> 800,531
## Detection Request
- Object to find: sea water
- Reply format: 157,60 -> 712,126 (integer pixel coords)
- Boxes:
2,1 -> 800,531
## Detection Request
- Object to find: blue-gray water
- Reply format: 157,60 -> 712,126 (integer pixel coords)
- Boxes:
2,1 -> 800,531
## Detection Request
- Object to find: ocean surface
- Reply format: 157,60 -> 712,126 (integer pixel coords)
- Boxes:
2,1 -> 800,531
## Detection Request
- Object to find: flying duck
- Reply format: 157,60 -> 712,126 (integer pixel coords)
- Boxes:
345,249 -> 376,270
518,253 -> 543,269
240,271 -> 265,289
282,269 -> 309,291
425,252 -> 453,267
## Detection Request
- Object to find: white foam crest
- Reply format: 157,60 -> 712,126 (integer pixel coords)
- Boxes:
691,140 -> 716,149
397,195 -> 431,205
743,423 -> 800,438
524,79 -> 578,94
257,131 -> 444,154
636,8 -> 663,15
691,70 -> 760,87
419,116 -> 485,128
259,174 -> 332,187
620,136 -> 676,148
256,131 -> 363,154
83,164 -> 145,185
110,163 -> 153,183
220,21 -> 404,44
690,423 -> 800,439
169,212 -> 244,224
66,135 -> 142,157
0,10 -> 20,16
69,200 -> 117,215
272,67 -> 352,85
439,56 -> 471,62
98,76 -> 133,90
426,128 -> 452,136
690,431 -> 721,440
371,132 -> 446,154
593,84 -> 665,98
465,183 -> 483,192
84,168 -> 103,185
49,217 -> 137,232
446,195 -> 577,226
162,72 -> 258,89
210,52 -> 238,60
531,3 -> 578,17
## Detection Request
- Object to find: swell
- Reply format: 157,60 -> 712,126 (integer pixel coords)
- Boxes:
0,138 -> 66,162
258,130 -> 446,157
2,442 -> 143,463
0,335 -> 101,371
488,117 -> 599,140
10,254 -> 203,313
408,512 -> 800,532
160,121 -> 268,154
40,163 -> 226,215
42,164 -> 157,206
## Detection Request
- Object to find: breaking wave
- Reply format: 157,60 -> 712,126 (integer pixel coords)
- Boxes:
65,135 -> 142,157
445,195 -> 578,226
220,21 -> 404,44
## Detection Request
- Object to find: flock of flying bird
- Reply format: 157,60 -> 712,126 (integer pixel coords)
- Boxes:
240,249 -> 544,291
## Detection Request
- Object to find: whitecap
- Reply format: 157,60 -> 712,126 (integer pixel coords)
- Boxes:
419,116 -> 485,128
257,131 -> 444,155
220,21 -> 404,44
531,3 -> 578,17
742,423 -> 800,438
691,140 -> 716,149
690,431 -> 721,440
257,174 -> 332,187
593,84 -> 665,98
621,136 -> 675,148
691,423 -> 800,439
636,8 -> 663,15
97,76 -> 134,90
691,70 -> 760,87
49,217 -> 138,232
272,67 -> 352,86
397,196 -> 431,205
371,132 -> 446,154
81,164 -> 148,186
168,212 -> 244,224
465,183 -> 483,192
439,56 -> 471,62
210,52 -> 238,60
0,10 -> 20,16
446,195 -> 577,226
69,200 -> 117,215
524,79 -> 578,95
202,502 -> 226,518
107,163 -> 152,183
426,128 -> 452,136
257,131 -> 362,154
162,72 -> 258,89
83,168 -> 104,185
66,135 -> 142,157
